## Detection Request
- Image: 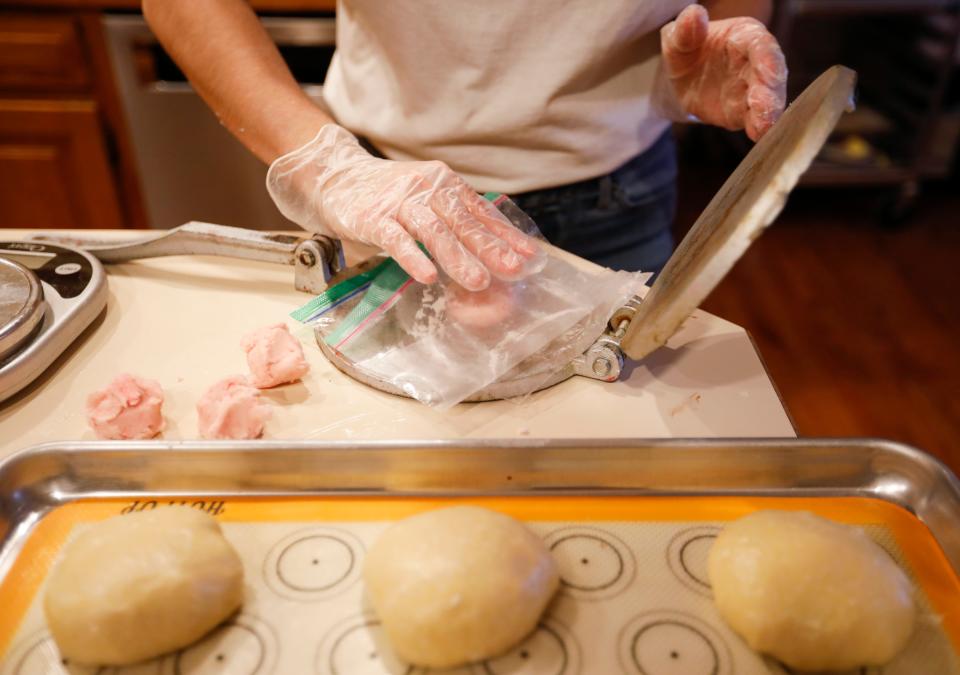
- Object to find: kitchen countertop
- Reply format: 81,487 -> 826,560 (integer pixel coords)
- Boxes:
0,230 -> 795,458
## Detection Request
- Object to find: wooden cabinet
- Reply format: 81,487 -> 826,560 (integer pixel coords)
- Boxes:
0,2 -> 338,230
0,10 -> 143,229
0,98 -> 122,228
0,15 -> 89,90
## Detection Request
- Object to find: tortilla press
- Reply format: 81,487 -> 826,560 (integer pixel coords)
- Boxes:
317,65 -> 856,402
32,66 -> 856,404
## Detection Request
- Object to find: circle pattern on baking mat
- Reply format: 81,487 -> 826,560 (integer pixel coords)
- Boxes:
478,619 -> 580,675
542,526 -> 635,600
618,610 -> 732,675
1,629 -> 162,675
666,526 -> 721,597
263,526 -> 364,601
99,665 -> 166,675
165,614 -> 277,675
317,616 -> 408,675
767,660 -> 881,675
315,614 -> 474,675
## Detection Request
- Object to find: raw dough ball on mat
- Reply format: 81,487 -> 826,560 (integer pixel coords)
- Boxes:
708,510 -> 915,671
197,375 -> 271,440
364,505 -> 559,669
44,507 -> 243,666
86,373 -> 164,440
241,322 -> 309,388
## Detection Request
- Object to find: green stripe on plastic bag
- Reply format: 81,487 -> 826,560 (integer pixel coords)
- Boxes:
289,258 -> 392,324
323,257 -> 414,349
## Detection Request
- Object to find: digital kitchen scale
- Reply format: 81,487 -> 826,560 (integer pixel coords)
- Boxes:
0,242 -> 107,404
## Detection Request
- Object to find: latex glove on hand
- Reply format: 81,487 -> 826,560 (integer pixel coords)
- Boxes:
267,125 -> 545,291
660,4 -> 787,141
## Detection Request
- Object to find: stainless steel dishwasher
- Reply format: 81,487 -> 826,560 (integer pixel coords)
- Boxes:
102,14 -> 335,230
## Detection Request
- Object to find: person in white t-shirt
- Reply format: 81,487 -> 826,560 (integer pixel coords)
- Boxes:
144,1 -> 786,287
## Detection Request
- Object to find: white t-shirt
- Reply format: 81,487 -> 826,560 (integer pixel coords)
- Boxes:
323,0 -> 693,194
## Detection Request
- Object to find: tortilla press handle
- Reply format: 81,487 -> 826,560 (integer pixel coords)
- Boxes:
31,221 -> 345,294
619,65 -> 858,361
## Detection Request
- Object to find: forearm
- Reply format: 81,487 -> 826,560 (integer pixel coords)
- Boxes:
701,0 -> 773,23
142,0 -> 333,163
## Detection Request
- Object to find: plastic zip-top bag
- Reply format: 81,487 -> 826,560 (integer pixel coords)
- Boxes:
293,195 -> 646,409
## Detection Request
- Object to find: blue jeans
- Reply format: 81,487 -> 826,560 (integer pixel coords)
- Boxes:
511,130 -> 678,275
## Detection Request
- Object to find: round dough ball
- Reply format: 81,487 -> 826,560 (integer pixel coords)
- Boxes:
708,510 -> 915,671
364,506 -> 559,668
44,506 -> 244,666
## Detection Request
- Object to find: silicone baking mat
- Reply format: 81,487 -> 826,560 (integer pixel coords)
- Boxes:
1,496 -> 958,675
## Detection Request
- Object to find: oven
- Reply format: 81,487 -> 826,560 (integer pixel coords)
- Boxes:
102,14 -> 336,230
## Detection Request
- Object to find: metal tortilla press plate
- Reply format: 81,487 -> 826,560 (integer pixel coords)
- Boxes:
316,66 -> 858,402
315,310 -> 619,402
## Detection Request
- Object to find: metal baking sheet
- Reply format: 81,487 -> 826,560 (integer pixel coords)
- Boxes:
1,439 -> 959,675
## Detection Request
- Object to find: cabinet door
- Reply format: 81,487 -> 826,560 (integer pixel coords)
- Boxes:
0,99 -> 123,229
0,15 -> 90,91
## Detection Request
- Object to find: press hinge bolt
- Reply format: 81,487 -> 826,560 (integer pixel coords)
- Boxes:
298,250 -> 316,267
592,357 -> 612,377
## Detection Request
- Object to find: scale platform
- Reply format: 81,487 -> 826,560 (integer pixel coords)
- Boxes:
0,242 -> 107,404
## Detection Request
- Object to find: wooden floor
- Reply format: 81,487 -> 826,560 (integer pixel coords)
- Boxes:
674,150 -> 960,473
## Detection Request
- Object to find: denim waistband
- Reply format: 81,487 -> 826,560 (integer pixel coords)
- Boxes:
511,130 -> 677,210
360,130 -> 676,205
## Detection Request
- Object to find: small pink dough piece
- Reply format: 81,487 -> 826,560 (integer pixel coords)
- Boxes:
240,323 -> 310,389
197,376 -> 272,440
86,374 -> 164,440
445,280 -> 518,330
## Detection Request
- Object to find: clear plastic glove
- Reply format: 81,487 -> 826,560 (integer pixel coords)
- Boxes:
660,4 -> 787,141
267,125 -> 545,291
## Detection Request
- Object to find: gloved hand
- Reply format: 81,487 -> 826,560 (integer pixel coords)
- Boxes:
660,4 -> 787,141
267,125 -> 545,291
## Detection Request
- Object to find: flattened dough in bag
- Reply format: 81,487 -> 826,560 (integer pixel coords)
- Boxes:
347,256 -> 643,408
